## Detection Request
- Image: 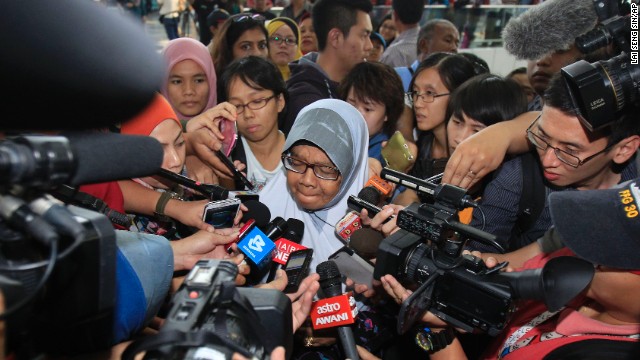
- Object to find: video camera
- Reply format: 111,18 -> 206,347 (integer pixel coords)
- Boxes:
123,259 -> 293,360
0,136 -> 117,357
561,0 -> 640,131
373,168 -> 594,336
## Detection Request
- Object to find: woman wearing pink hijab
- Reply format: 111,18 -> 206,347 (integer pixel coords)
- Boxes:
160,37 -> 240,183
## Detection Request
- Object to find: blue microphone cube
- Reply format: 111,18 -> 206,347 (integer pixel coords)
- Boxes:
238,226 -> 276,270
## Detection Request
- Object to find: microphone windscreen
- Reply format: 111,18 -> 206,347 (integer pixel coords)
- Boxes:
349,228 -> 384,260
317,260 -> 342,297
502,0 -> 598,60
65,132 -> 163,186
285,218 -> 304,243
358,186 -> 381,205
241,200 -> 271,229
1,0 -> 162,130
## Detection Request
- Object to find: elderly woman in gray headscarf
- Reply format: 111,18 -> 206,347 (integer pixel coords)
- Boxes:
260,99 -> 370,271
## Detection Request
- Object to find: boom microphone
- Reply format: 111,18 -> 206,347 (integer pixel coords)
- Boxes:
316,261 -> 360,360
2,0 -> 162,130
502,0 -> 598,60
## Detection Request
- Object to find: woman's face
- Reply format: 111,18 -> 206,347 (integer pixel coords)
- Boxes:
143,119 -> 186,189
411,67 -> 450,132
446,112 -> 487,155
268,24 -> 299,66
227,77 -> 284,143
286,144 -> 342,211
378,19 -> 397,43
167,59 -> 210,117
299,18 -> 318,54
232,28 -> 269,60
346,88 -> 387,138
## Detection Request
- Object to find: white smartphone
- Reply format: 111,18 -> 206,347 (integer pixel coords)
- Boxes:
202,198 -> 241,229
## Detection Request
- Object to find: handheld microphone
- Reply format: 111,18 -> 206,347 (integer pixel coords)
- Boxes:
316,261 -> 360,360
264,216 -> 288,240
267,218 -> 305,282
349,228 -> 384,261
502,0 -> 598,60
363,175 -> 394,200
347,195 -> 394,225
335,211 -> 363,243
156,168 -> 228,201
225,200 -> 271,252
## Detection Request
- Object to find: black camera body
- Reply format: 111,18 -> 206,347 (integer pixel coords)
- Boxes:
376,168 -> 594,336
0,205 -> 115,356
374,230 -> 514,336
135,259 -> 292,360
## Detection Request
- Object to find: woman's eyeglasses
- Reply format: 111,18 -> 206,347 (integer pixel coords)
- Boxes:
232,13 -> 265,24
269,35 -> 297,46
281,155 -> 341,181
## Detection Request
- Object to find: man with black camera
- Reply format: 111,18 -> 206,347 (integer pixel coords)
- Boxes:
371,176 -> 640,359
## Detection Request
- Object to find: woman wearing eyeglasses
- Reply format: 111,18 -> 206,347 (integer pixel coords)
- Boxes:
260,99 -> 369,271
266,17 -> 303,81
393,53 -> 476,206
220,56 -> 289,191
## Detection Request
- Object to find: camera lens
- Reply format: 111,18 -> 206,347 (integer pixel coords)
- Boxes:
561,53 -> 640,131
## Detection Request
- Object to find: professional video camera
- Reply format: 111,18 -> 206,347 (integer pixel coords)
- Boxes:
0,136 -> 119,357
373,168 -> 594,336
561,0 -> 640,131
123,259 -> 293,360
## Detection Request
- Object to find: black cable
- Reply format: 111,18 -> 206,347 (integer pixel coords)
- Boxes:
0,238 -> 58,320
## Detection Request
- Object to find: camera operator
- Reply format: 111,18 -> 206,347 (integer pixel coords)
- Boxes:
364,177 -> 640,359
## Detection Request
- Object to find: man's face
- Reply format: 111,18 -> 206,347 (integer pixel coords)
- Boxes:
531,106 -> 614,189
419,23 -> 459,59
527,45 -> 583,96
338,10 -> 373,72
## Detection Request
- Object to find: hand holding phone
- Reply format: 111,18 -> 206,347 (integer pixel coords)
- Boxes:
202,198 -> 241,229
283,249 -> 314,293
219,118 -> 238,157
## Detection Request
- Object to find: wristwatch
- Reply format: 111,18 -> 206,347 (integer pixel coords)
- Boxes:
415,326 -> 455,353
154,191 -> 178,222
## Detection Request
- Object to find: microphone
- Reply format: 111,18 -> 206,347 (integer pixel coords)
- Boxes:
316,261 -> 360,360
266,218 -> 305,282
65,132 -> 163,186
156,168 -> 229,201
363,175 -> 393,202
264,216 -> 288,240
502,0 -> 598,60
335,211 -> 363,243
225,200 -> 271,251
2,0 -> 162,130
349,228 -> 384,261
0,194 -> 58,246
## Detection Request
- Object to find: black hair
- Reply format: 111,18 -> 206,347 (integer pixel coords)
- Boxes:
392,0 -> 424,25
312,0 -> 373,51
506,67 -> 527,78
409,52 -> 476,94
211,13 -> 269,79
544,73 -> 640,146
459,52 -> 490,75
448,73 -> 527,128
221,56 -> 289,121
338,61 -> 404,137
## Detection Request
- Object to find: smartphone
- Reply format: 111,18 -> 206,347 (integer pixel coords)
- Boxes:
381,131 -> 415,172
283,249 -> 314,293
202,198 -> 241,229
329,246 -> 374,288
214,149 -> 255,190
219,118 -> 238,157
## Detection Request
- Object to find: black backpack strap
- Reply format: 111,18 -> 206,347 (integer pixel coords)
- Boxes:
407,65 -> 414,75
512,151 -> 546,249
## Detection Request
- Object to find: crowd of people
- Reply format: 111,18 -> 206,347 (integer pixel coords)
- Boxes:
9,0 -> 640,359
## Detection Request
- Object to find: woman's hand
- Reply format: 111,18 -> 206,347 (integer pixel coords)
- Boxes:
183,129 -> 246,180
170,228 -> 239,271
379,274 -> 448,327
359,204 -> 403,237
164,198 -> 213,232
185,102 -> 238,134
185,155 -> 218,184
